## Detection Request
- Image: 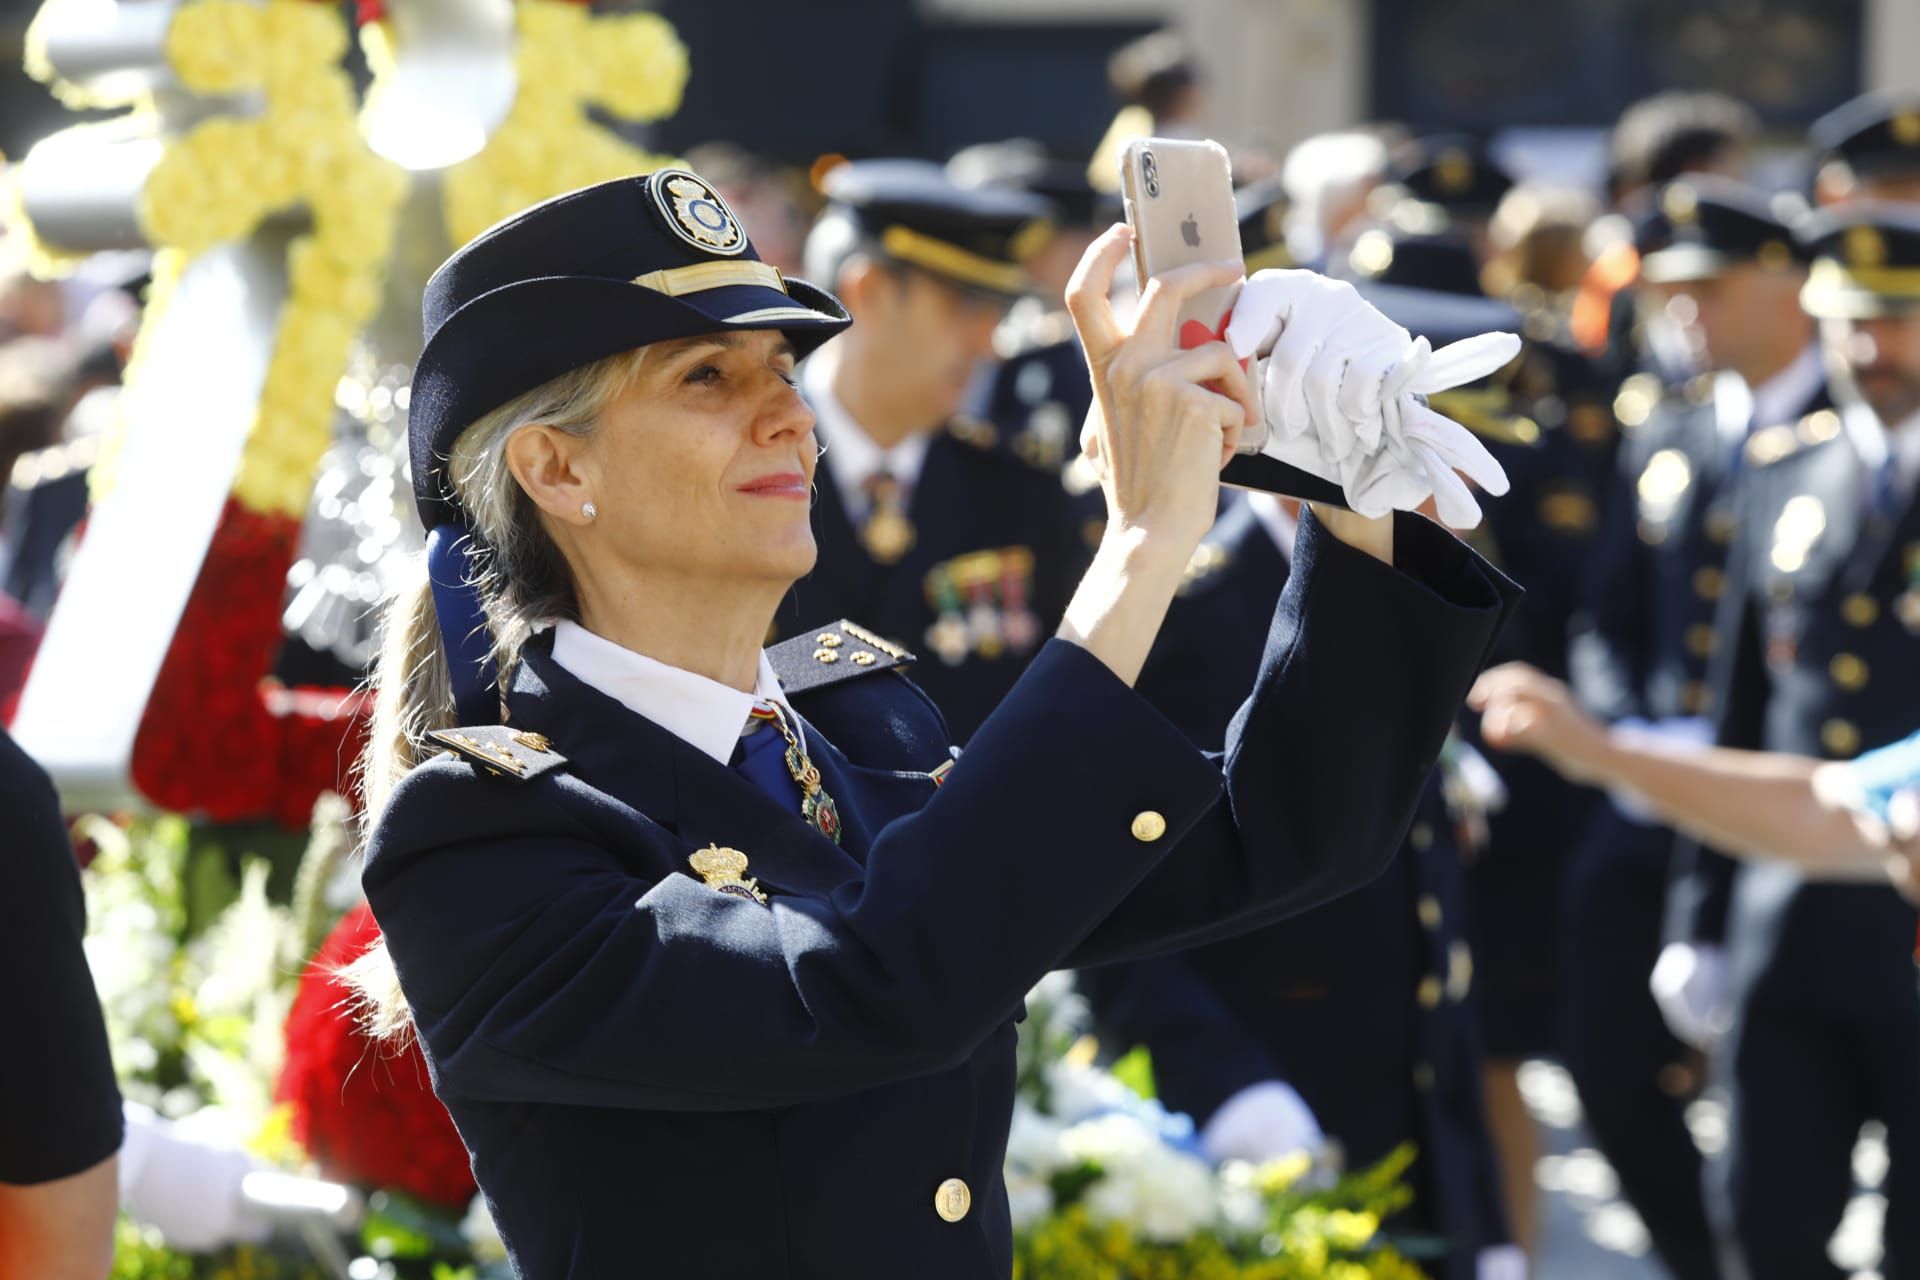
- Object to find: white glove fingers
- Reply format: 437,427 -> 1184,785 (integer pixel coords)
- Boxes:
1225,269 -> 1305,359
1334,331 -> 1416,437
1376,336 -> 1431,408
1414,442 -> 1484,528
1412,332 -> 1523,394
1406,403 -> 1511,495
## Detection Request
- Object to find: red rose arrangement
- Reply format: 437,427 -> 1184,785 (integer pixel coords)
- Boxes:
277,902 -> 476,1209
129,498 -> 369,826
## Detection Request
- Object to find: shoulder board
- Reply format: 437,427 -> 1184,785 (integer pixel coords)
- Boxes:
1795,408 -> 1842,447
770,620 -> 916,696
425,725 -> 569,782
1178,540 -> 1235,596
946,414 -> 1001,451
1745,422 -> 1808,468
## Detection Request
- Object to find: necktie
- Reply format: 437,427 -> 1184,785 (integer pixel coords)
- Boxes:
733,701 -> 805,813
1871,454 -> 1900,523
859,468 -> 915,564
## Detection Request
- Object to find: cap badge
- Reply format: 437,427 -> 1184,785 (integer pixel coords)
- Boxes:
1847,224 -> 1888,269
1435,148 -> 1473,196
1895,109 -> 1920,146
652,168 -> 746,256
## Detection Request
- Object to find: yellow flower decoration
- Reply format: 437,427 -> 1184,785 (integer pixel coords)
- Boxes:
142,0 -> 405,518
442,0 -> 688,247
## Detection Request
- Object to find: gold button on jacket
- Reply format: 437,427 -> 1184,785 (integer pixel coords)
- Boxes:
1131,811 -> 1167,842
934,1178 -> 972,1222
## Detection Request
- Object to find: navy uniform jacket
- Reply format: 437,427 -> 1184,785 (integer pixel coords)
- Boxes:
978,322 -> 1091,474
1670,415 -> 1920,1011
1457,343 -> 1619,1052
777,422 -> 1093,743
1078,502 -> 1510,1279
1570,377 -> 1832,866
364,511 -> 1516,1280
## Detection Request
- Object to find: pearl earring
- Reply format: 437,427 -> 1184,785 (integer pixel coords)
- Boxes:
581,501 -> 598,521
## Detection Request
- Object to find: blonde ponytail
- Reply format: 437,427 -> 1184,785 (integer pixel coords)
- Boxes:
341,345 -> 652,1038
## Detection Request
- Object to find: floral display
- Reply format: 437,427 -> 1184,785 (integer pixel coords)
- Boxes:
440,0 -> 687,248
13,0 -> 689,824
276,902 -> 476,1209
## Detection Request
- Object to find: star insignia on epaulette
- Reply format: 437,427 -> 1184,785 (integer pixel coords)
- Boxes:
769,620 -> 915,695
426,725 -> 569,781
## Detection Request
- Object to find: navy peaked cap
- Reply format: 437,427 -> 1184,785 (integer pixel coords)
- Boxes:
409,168 -> 850,531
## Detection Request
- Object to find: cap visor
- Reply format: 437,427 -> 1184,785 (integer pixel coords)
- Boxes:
1639,245 -> 1732,284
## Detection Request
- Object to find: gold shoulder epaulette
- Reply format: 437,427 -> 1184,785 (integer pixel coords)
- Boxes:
1745,422 -> 1805,468
946,414 -> 1000,451
425,725 -> 569,782
1796,408 -> 1842,447
770,620 -> 916,696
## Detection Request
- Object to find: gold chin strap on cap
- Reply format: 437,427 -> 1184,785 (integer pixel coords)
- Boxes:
880,225 -> 1029,294
631,259 -> 789,298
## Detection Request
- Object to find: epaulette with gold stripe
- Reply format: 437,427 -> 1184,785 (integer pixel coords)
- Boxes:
770,620 -> 915,695
1745,407 -> 1844,467
425,725 -> 569,782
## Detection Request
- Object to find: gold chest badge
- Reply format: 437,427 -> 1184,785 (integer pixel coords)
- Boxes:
689,845 -> 768,905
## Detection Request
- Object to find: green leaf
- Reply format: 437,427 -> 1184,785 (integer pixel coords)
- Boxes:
1109,1045 -> 1157,1100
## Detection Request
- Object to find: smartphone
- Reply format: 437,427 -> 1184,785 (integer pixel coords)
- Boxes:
1118,137 -> 1267,452
1118,137 -> 1243,348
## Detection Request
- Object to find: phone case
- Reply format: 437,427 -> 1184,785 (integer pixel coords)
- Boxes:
1119,137 -> 1271,454
1118,137 -> 1243,348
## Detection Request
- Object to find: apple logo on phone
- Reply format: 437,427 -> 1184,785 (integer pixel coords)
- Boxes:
1181,214 -> 1200,247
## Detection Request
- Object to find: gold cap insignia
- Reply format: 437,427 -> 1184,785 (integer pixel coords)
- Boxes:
1661,182 -> 1699,224
1008,218 -> 1056,263
651,168 -> 747,256
1756,240 -> 1792,271
1896,109 -> 1920,146
689,845 -> 768,905
1434,148 -> 1473,196
1846,224 -> 1888,269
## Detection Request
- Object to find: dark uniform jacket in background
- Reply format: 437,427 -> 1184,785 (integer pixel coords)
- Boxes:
1672,415 -> 1920,1012
778,423 -> 1093,744
1078,502 -> 1511,1279
365,512 -> 1515,1280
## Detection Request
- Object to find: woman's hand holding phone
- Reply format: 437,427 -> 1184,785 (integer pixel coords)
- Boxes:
1067,223 -> 1256,553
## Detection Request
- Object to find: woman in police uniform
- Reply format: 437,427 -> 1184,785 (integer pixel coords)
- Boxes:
354,168 -> 1515,1279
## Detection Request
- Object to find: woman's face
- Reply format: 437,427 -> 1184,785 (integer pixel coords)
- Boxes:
572,328 -> 818,590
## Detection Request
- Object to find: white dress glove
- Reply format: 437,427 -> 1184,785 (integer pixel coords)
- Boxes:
1224,269 -> 1519,528
119,1102 -> 273,1251
1477,1243 -> 1530,1280
1649,941 -> 1729,1050
1200,1080 -> 1324,1164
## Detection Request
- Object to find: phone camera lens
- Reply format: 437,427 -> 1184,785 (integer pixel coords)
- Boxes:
1142,152 -> 1160,199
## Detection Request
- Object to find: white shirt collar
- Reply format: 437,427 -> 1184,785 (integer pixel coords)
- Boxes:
801,356 -> 933,515
1245,492 -> 1298,562
549,620 -> 792,766
1746,342 -> 1826,435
